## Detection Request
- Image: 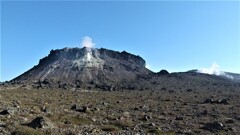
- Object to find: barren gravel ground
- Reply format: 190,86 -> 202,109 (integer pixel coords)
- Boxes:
0,88 -> 240,135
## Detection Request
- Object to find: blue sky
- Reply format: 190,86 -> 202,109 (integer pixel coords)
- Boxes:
1,1 -> 240,81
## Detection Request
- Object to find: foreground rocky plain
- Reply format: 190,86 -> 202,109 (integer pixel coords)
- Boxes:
0,86 -> 240,135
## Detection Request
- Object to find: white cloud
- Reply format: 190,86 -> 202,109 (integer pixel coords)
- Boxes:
81,36 -> 95,48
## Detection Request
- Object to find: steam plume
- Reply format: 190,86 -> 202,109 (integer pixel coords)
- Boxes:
81,36 -> 95,48
198,62 -> 221,75
198,62 -> 233,79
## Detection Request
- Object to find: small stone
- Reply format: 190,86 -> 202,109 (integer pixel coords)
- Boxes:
71,104 -> 89,113
116,100 -> 122,104
175,116 -> 183,120
187,89 -> 193,92
204,99 -> 214,104
218,99 -> 228,105
235,115 -> 240,120
143,115 -> 151,121
102,102 -> 108,106
226,119 -> 234,124
123,112 -> 130,118
149,123 -> 156,126
0,122 -> 6,127
202,110 -> 208,115
91,117 -> 97,122
94,107 -> 100,112
42,106 -> 51,113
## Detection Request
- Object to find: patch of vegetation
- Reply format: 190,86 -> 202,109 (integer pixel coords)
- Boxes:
12,125 -> 44,135
113,119 -> 134,129
62,115 -> 92,125
147,129 -> 164,135
147,129 -> 175,135
100,125 -> 119,132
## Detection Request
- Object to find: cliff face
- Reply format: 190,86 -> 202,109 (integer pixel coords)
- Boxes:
12,47 -> 152,89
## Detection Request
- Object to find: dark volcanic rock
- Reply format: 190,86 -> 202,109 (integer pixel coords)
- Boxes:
0,108 -> 16,115
28,116 -> 54,129
204,99 -> 214,104
71,104 -> 89,113
201,122 -> 224,132
204,98 -> 229,105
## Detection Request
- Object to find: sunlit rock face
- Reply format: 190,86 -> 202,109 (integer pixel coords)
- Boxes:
12,47 -> 151,88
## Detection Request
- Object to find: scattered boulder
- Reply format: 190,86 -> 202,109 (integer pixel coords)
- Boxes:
201,122 -> 224,132
226,119 -> 234,124
161,87 -> 167,91
0,122 -> 6,128
204,99 -> 214,104
41,106 -> 51,113
203,98 -> 229,105
28,116 -> 54,129
71,104 -> 89,113
175,116 -> 183,120
235,115 -> 240,120
123,112 -> 130,118
187,89 -> 193,92
202,110 -> 208,115
0,108 -> 16,115
102,102 -> 108,106
216,99 -> 228,105
143,115 -> 151,121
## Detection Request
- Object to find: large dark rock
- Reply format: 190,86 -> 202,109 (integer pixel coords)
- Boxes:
201,122 -> 224,132
28,116 -> 54,129
204,98 -> 229,105
71,104 -> 89,113
0,108 -> 16,115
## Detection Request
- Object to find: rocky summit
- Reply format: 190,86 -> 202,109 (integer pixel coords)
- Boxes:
11,47 -> 151,90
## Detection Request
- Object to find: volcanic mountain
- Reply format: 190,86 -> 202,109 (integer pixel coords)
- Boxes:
8,47 -> 239,91
12,47 -> 152,90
